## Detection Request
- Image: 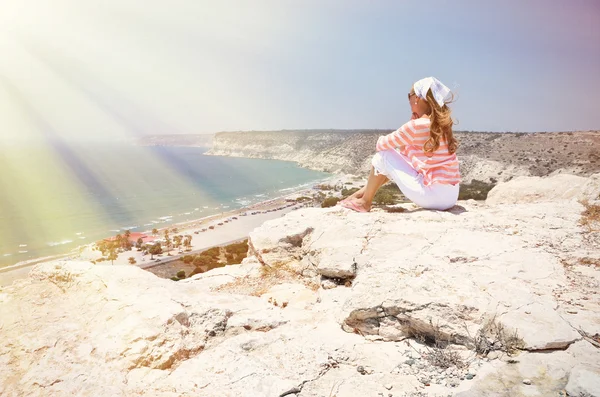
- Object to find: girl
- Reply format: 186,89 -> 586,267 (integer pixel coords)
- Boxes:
341,77 -> 460,212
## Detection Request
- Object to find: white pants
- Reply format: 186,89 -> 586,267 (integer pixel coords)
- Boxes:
371,150 -> 459,210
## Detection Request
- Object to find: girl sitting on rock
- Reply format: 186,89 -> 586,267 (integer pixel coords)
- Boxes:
340,76 -> 460,212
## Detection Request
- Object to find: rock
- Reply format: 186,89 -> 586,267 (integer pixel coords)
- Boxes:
522,378 -> 532,385
455,341 -> 600,397
500,303 -> 581,350
384,383 -> 393,390
486,173 -> 600,205
338,200 -> 590,349
321,278 -> 338,289
316,250 -> 357,279
2,173 -> 600,396
566,365 -> 600,397
260,283 -> 318,310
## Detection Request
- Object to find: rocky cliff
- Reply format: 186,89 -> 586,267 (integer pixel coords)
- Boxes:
1,173 -> 600,396
206,130 -> 600,183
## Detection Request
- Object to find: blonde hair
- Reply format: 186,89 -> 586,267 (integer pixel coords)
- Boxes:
422,89 -> 459,155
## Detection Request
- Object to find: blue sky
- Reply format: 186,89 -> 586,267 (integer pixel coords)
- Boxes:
0,0 -> 598,142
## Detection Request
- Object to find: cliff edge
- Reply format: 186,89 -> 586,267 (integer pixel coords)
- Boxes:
1,173 -> 600,397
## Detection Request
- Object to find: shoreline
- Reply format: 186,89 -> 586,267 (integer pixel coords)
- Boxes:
0,174 -> 359,287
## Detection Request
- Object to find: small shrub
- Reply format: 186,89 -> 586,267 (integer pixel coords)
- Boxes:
321,197 -> 340,208
341,187 -> 360,198
295,196 -> 312,202
176,270 -> 186,279
373,190 -> 396,205
458,180 -> 496,200
193,255 -> 215,268
170,277 -> 180,282
202,247 -> 221,259
224,240 -> 248,255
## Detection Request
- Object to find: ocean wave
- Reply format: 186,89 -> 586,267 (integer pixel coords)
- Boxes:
3,253 -> 12,257
19,244 -> 28,247
278,181 -> 314,193
18,250 -> 28,254
47,240 -> 74,247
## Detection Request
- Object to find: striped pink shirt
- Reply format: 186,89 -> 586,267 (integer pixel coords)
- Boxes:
376,118 -> 460,186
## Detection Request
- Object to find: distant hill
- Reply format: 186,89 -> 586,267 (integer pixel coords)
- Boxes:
136,134 -> 214,147
137,129 -> 600,183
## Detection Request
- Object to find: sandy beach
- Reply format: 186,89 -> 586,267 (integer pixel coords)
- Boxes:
0,174 -> 360,287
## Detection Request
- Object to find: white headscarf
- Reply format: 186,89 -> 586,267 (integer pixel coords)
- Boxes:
413,77 -> 451,108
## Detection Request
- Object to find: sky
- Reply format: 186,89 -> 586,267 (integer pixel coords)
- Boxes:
0,0 -> 599,143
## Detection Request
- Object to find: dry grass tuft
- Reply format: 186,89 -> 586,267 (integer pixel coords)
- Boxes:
579,200 -> 600,232
468,317 -> 524,356
412,320 -> 467,369
216,259 -> 319,297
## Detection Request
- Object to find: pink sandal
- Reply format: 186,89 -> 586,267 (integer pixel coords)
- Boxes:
340,200 -> 369,213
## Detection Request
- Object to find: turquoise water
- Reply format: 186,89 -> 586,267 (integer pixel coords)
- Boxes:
0,143 -> 329,267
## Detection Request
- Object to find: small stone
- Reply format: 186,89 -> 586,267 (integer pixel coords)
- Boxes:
357,366 -> 365,374
465,373 -> 474,380
384,384 -> 393,390
405,359 -> 415,366
523,379 -> 532,385
321,279 -> 337,289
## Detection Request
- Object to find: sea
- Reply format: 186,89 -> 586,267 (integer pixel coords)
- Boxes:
0,143 -> 330,269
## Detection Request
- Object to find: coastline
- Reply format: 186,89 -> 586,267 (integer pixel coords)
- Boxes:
0,174 -> 358,287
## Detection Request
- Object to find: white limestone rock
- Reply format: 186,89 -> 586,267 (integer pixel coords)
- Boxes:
566,364 -> 600,397
2,173 -> 600,396
500,303 -> 581,350
486,173 -> 600,205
